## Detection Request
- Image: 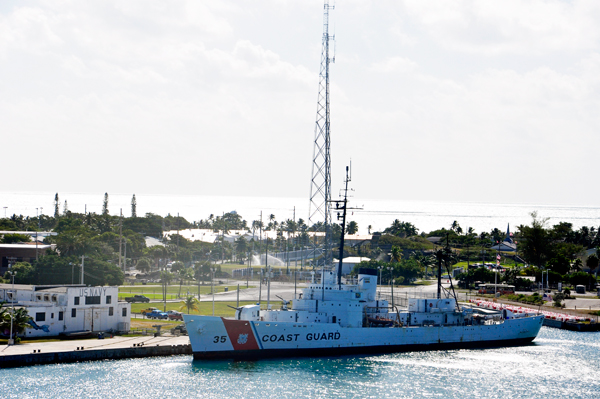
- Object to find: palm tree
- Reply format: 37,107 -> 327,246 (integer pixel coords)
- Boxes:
160,271 -> 173,311
347,221 -> 358,235
390,246 -> 402,263
179,296 -> 200,314
177,267 -> 192,298
0,305 -> 31,342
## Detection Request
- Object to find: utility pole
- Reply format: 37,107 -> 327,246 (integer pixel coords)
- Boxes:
35,208 -> 39,261
81,255 -> 85,285
8,270 -> 16,345
119,209 -> 123,271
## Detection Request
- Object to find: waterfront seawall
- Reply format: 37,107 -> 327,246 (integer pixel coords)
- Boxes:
1,335 -> 191,369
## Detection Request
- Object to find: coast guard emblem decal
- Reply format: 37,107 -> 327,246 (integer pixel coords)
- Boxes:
237,333 -> 248,345
221,318 -> 260,350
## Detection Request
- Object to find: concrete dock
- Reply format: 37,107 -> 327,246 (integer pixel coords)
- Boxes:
0,334 -> 191,369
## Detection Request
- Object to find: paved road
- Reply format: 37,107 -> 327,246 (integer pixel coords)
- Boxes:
143,278 -> 600,312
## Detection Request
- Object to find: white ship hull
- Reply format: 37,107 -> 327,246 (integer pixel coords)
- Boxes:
183,314 -> 544,360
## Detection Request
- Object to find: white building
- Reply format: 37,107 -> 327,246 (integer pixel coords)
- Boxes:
0,284 -> 131,337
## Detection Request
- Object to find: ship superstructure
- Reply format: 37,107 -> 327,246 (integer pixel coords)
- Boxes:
183,268 -> 544,359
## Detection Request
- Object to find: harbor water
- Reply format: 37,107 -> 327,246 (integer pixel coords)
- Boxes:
2,327 -> 599,398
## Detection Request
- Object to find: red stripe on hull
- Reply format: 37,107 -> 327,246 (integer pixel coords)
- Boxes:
221,318 -> 260,350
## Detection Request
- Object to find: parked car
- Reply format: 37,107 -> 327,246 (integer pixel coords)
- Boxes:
125,295 -> 150,303
140,307 -> 159,315
171,324 -> 187,335
168,311 -> 183,321
145,310 -> 168,320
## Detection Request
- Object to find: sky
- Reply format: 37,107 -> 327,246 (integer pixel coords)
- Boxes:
2,0 -> 600,207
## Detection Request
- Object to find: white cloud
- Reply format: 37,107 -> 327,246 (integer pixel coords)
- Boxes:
2,0 -> 600,206
402,0 -> 600,55
370,56 -> 418,73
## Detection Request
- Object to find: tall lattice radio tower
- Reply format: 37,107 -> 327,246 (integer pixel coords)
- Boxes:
308,1 -> 335,268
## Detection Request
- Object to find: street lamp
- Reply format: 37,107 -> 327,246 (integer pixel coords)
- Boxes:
267,265 -> 272,310
210,268 -> 216,316
391,279 -> 395,310
8,271 -> 17,345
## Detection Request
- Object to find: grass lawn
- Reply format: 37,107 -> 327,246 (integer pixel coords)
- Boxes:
117,284 -> 255,301
453,261 -> 515,270
129,300 -> 283,317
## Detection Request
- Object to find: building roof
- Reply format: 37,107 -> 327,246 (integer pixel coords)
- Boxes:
490,242 -> 517,252
0,231 -> 57,237
342,257 -> 371,263
0,243 -> 53,249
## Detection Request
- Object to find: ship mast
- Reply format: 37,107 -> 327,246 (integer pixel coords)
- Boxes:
330,165 -> 361,288
333,167 -> 350,288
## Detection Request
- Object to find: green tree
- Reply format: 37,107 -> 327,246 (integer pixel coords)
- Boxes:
131,194 -> 137,218
177,267 -> 192,298
179,296 -> 200,314
3,262 -> 34,283
136,257 -> 152,273
0,305 -> 32,342
236,236 -> 248,262
54,193 -> 60,218
102,193 -> 109,216
390,246 -> 402,263
0,233 -> 31,244
160,271 -> 174,311
518,212 -> 550,268
384,220 -> 418,238
587,254 -> 599,275
347,221 -> 358,235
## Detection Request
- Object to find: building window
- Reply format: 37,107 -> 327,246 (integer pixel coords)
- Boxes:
74,297 -> 80,305
51,313 -> 54,319
71,308 -> 77,318
59,311 -> 64,321
106,295 -> 112,304
109,307 -> 114,316
36,312 -> 46,322
122,308 -> 127,317
85,296 -> 101,305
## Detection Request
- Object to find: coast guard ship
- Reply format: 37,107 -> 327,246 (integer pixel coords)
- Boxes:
183,267 -> 544,360
183,167 -> 544,359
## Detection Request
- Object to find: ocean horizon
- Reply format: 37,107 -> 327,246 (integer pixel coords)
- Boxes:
1,191 -> 598,235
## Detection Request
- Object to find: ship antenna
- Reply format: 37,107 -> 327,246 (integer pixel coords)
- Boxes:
435,234 -> 461,311
329,165 -> 361,288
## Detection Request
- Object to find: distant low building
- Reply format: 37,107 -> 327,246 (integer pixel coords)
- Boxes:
0,242 -> 56,275
0,284 -> 131,338
333,256 -> 371,275
490,224 -> 517,252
